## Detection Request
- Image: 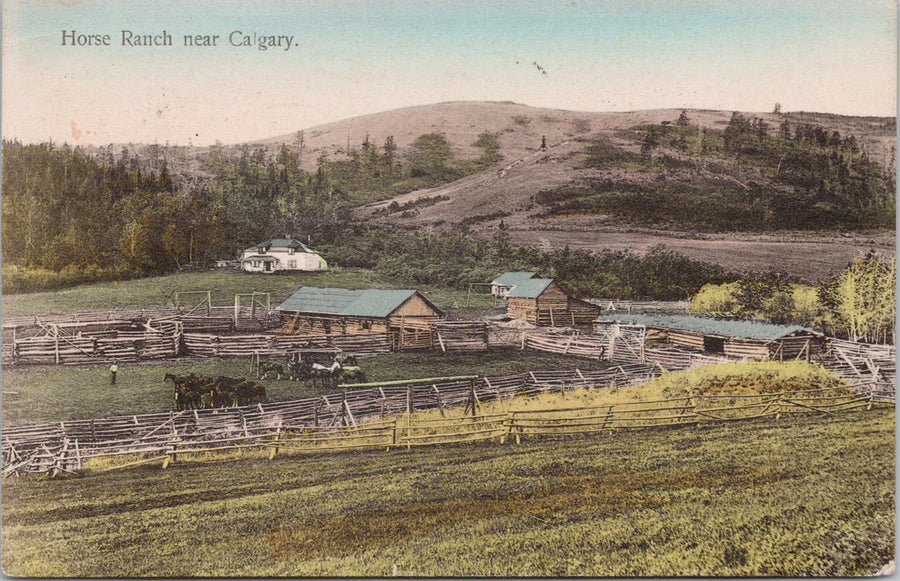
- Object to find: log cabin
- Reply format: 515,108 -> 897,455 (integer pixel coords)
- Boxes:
595,313 -> 826,360
506,278 -> 601,330
274,287 -> 444,350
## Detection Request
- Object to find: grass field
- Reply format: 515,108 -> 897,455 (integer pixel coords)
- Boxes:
1,405 -> 893,577
1,349 -> 607,425
1,267 -> 489,316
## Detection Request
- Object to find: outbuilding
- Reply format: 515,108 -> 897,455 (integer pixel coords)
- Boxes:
595,313 -> 826,360
275,287 -> 444,350
490,271 -> 538,298
240,237 -> 327,273
506,278 -> 600,330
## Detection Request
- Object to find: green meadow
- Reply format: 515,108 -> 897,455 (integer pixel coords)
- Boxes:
1,267 -> 486,316
1,405 -> 893,577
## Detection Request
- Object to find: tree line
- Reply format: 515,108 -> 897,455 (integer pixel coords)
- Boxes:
1,140 -> 225,291
321,229 -> 735,302
0,132 -> 500,292
690,252 -> 895,343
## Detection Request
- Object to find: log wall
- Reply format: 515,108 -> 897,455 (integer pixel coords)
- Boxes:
507,288 -> 599,330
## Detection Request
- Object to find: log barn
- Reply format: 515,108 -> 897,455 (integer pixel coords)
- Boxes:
274,287 -> 443,350
506,278 -> 601,330
595,314 -> 826,360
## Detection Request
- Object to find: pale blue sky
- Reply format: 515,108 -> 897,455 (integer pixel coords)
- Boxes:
2,0 -> 896,145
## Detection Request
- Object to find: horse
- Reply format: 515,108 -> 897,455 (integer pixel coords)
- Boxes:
165,373 -> 266,409
165,373 -> 202,410
310,360 -> 342,390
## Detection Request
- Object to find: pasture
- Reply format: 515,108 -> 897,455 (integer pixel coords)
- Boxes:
1,405 -> 893,577
1,349 -> 606,425
1,267 -> 484,316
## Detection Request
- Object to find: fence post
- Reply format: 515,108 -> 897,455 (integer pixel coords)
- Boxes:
464,384 -> 481,418
406,387 -> 413,451
507,414 -> 520,445
432,385 -> 446,417
162,445 -> 176,469
268,430 -> 280,460
379,387 -> 388,419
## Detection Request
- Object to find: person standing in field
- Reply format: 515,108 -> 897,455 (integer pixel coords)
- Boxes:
110,360 -> 118,385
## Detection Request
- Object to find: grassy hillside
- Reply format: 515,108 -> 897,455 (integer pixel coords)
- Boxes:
2,358 -> 892,576
530,117 -> 895,232
1,406 -> 893,577
0,268 -> 467,316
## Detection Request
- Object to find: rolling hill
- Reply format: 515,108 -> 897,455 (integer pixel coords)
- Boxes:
89,101 -> 898,281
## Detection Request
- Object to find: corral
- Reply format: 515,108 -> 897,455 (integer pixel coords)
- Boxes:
1,298 -> 893,397
2,291 -> 895,477
1,362 -> 876,477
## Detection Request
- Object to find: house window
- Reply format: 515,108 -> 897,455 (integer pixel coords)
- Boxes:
288,260 -> 297,269
252,260 -> 260,268
288,247 -> 295,255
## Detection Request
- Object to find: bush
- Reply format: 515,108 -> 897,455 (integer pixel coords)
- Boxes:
1,264 -> 133,294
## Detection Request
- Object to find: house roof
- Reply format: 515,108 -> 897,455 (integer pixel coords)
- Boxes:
245,237 -> 318,254
492,271 -> 537,286
277,287 -> 443,318
599,313 -> 821,342
241,255 -> 278,262
507,278 -> 555,299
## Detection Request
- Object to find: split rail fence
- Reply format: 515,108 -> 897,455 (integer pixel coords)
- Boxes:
2,383 -> 874,477
2,363 -> 660,476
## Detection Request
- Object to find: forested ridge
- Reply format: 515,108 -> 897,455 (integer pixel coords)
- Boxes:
535,112 -> 896,232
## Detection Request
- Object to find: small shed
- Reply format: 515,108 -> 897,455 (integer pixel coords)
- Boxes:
275,287 -> 444,350
490,271 -> 537,298
596,314 -> 826,360
506,278 -> 600,330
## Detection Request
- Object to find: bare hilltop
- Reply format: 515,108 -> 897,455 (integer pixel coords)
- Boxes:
253,101 -> 895,280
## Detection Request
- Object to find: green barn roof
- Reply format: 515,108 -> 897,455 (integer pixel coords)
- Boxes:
277,287 -> 442,318
507,278 -> 555,299
492,271 -> 537,286
599,313 -> 820,342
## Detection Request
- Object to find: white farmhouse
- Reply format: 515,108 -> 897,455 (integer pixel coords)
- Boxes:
240,237 -> 327,273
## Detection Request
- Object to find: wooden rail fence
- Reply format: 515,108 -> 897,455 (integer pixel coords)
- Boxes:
2,385 -> 873,477
2,363 -> 660,476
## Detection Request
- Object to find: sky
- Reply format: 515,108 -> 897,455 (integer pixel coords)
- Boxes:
2,0 -> 897,146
